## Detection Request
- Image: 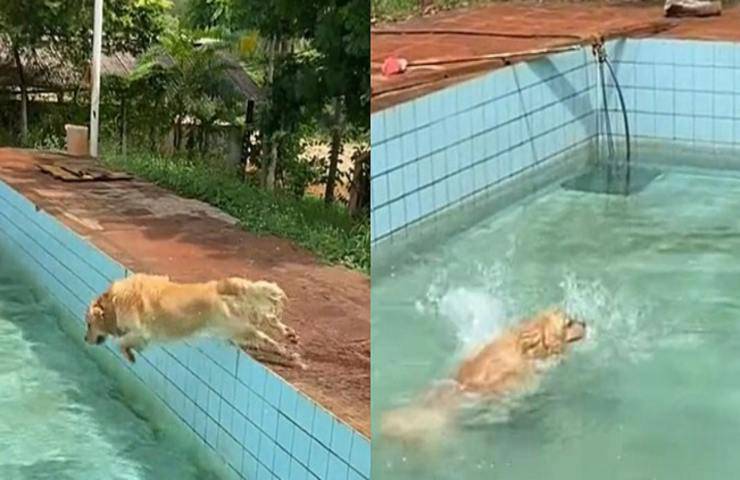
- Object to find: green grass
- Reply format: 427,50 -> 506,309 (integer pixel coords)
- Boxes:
103,152 -> 370,273
372,0 -> 670,23
372,0 -> 484,21
372,0 -> 420,20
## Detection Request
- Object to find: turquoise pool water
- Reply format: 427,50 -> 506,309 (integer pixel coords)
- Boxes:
0,247 -> 225,479
373,164 -> 740,479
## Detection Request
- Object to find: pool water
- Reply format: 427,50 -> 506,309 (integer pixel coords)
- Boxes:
372,165 -> 740,479
0,248 -> 225,479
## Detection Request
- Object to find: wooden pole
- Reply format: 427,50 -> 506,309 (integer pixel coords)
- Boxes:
119,91 -> 127,156
11,44 -> 28,145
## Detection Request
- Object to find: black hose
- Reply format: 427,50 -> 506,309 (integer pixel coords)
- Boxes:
604,57 -> 631,166
599,60 -> 615,163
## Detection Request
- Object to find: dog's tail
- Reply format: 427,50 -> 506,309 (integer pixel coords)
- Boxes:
380,382 -> 462,445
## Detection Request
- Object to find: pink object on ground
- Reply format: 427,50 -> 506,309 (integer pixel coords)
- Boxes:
381,56 -> 409,77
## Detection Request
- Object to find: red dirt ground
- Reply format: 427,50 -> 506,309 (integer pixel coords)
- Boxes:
372,2 -> 740,112
0,148 -> 370,437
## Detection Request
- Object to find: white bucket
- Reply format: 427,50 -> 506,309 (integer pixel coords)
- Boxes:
65,124 -> 89,157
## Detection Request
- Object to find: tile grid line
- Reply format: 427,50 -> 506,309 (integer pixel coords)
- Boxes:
372,62 -> 593,148
373,135 -> 593,244
372,110 -> 593,213
0,207 -> 95,308
611,59 -> 740,69
0,183 -> 125,282
373,84 -> 592,179
604,80 -> 740,97
597,132 -> 740,147
0,200 -> 107,303
606,108 -> 740,124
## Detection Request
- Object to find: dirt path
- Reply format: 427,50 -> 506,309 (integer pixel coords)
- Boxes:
0,148 -> 371,437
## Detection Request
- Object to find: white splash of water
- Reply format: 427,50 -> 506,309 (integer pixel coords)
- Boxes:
438,288 -> 508,353
560,272 -> 654,365
408,264 -> 661,437
417,262 -> 512,356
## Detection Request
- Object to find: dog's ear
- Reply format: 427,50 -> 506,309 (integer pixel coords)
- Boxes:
541,312 -> 567,355
518,324 -> 545,357
93,292 -> 117,332
90,294 -> 106,317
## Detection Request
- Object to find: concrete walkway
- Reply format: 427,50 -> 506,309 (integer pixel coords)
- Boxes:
372,2 -> 740,111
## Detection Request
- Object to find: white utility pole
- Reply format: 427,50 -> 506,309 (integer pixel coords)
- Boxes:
89,0 -> 104,158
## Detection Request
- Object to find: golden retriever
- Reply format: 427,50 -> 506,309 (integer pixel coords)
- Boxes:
380,307 -> 586,444
84,273 -> 302,367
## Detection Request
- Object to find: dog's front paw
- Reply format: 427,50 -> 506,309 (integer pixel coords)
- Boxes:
121,346 -> 136,363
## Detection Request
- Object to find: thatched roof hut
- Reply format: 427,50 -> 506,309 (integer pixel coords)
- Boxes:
0,41 -> 80,92
0,40 -> 263,102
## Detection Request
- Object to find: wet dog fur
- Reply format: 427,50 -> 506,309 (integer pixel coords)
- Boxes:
380,307 -> 586,445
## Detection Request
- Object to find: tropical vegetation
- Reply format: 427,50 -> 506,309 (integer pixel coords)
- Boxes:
0,0 -> 370,271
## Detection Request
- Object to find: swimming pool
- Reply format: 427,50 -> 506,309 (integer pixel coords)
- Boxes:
372,161 -> 740,479
0,162 -> 370,480
371,35 -> 740,479
0,245 -> 226,479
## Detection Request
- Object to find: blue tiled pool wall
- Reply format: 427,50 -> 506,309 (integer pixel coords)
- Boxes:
372,38 -> 740,247
0,180 -> 369,480
370,48 -> 598,245
604,38 -> 740,161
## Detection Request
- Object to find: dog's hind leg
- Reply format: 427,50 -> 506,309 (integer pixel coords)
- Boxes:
249,312 -> 298,345
233,325 -> 304,368
234,324 -> 285,354
242,346 -> 306,369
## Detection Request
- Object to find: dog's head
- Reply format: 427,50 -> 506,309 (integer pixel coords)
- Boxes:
84,292 -> 116,345
518,307 -> 586,359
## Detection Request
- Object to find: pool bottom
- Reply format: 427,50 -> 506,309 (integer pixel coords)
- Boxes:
561,163 -> 662,195
0,246 -> 226,480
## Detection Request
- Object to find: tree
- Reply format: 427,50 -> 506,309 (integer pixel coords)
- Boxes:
185,0 -> 370,202
348,147 -> 370,217
236,0 -> 369,198
0,0 -> 171,144
311,0 -> 370,203
185,0 -> 235,35
0,0 -> 77,142
233,0 -> 369,199
132,27 -> 242,154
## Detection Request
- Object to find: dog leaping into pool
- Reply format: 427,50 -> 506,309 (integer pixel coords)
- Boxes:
380,307 -> 586,446
84,273 -> 304,368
